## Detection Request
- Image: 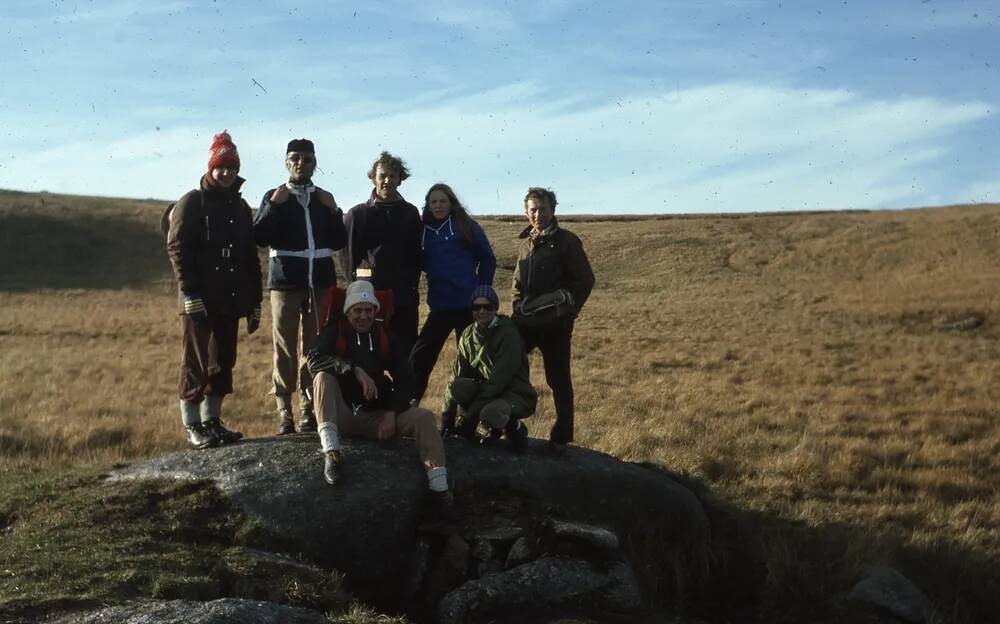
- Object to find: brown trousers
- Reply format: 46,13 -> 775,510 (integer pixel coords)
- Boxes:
270,288 -> 331,410
178,314 -> 239,402
313,371 -> 446,468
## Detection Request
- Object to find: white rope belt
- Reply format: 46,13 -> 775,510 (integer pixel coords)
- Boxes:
269,248 -> 334,258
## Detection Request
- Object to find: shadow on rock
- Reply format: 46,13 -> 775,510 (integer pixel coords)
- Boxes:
111,435 -> 714,622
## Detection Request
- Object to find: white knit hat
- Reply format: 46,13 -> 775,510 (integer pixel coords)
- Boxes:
343,280 -> 381,314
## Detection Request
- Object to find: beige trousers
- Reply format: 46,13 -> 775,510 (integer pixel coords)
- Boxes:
313,371 -> 446,468
270,288 -> 331,410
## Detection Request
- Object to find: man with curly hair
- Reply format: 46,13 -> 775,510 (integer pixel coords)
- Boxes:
339,151 -> 423,354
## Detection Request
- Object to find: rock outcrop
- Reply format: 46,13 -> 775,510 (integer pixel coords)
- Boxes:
43,597 -> 330,624
111,434 -> 711,621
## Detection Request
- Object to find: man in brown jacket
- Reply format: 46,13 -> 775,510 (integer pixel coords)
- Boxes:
511,187 -> 594,456
166,131 -> 263,449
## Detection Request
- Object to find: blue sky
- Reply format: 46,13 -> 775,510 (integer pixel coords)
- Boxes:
1,0 -> 997,214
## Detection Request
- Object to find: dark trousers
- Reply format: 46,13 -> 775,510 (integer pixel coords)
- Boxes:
178,314 -> 239,402
519,321 -> 575,444
392,304 -> 419,361
410,308 -> 473,401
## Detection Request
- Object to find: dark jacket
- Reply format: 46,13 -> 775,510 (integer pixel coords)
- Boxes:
443,315 -> 537,418
315,319 -> 415,414
338,191 -> 423,308
511,218 -> 595,319
421,213 -> 497,311
166,174 -> 262,316
253,184 -> 348,290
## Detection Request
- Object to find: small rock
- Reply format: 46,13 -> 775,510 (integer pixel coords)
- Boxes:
847,565 -> 933,624
438,556 -> 644,624
551,521 -> 620,556
471,538 -> 496,560
505,536 -> 538,569
476,525 -> 524,541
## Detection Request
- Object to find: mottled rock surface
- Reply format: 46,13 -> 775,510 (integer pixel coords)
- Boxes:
438,557 -> 644,624
41,598 -> 328,624
111,435 -> 710,613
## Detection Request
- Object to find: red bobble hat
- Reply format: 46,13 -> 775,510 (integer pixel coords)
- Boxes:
207,130 -> 240,171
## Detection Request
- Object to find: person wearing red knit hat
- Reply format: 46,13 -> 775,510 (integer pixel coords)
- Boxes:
166,131 -> 263,450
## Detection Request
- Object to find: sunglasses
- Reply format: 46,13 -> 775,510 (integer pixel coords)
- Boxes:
471,303 -> 496,312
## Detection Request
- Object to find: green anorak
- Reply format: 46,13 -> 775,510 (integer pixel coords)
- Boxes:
443,315 -> 537,419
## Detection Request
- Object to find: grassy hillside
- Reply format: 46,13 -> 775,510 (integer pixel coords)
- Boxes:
1,188 -> 998,622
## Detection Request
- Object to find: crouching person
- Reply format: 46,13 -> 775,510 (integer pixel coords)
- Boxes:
306,282 -> 453,508
442,286 -> 537,453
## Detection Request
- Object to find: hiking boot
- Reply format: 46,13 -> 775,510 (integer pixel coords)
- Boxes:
185,423 -> 219,450
323,450 -> 343,486
206,419 -> 243,444
506,420 -> 528,454
299,406 -> 318,433
478,426 -> 503,447
440,411 -> 458,437
276,408 -> 296,436
543,441 -> 568,457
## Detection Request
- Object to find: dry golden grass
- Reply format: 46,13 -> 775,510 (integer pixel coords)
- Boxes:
2,189 -> 999,620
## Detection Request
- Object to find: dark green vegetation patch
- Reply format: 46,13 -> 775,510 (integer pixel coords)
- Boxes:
0,467 -> 348,621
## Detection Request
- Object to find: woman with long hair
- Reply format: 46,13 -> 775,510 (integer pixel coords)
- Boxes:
410,183 -> 496,424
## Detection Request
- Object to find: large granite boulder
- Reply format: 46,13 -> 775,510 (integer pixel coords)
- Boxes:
111,434 -> 710,619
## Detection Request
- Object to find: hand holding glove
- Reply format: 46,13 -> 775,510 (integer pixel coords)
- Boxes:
246,306 -> 261,335
184,295 -> 208,325
306,350 -> 353,377
270,186 -> 289,204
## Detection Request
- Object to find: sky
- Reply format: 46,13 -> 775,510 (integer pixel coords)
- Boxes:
0,0 -> 997,214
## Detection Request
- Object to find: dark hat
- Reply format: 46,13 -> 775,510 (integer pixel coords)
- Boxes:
471,285 -> 499,309
207,130 -> 240,171
286,138 -> 315,153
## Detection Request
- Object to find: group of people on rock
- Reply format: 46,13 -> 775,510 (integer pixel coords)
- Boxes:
165,131 -> 595,510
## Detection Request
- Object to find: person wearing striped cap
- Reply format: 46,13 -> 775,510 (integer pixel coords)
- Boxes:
166,130 -> 262,450
254,139 -> 348,436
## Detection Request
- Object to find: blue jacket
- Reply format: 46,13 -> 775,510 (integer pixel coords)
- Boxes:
421,214 -> 496,311
253,184 -> 347,291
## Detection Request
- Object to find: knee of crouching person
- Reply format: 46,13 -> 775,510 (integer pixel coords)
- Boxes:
450,377 -> 481,404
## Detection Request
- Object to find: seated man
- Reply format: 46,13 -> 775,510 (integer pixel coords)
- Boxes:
306,281 -> 452,507
442,285 -> 537,453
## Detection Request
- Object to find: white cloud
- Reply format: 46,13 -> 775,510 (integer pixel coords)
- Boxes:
959,180 -> 1000,204
0,82 -> 992,214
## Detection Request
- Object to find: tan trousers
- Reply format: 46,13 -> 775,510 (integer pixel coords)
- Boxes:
313,371 -> 446,468
270,288 -> 331,410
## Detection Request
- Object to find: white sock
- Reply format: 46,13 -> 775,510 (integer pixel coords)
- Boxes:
318,422 -> 341,452
427,466 -> 448,492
